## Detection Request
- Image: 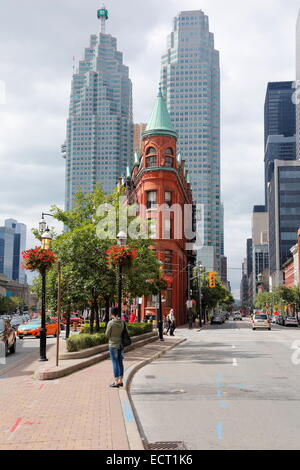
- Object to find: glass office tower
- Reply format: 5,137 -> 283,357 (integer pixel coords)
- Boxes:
65,11 -> 133,209
160,10 -> 222,272
268,160 -> 300,287
264,82 -> 296,208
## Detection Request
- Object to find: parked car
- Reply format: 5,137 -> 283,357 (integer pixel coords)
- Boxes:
0,319 -> 16,356
252,313 -> 271,330
270,315 -> 277,324
233,313 -> 242,321
10,316 -> 23,330
211,315 -> 224,325
284,317 -> 299,327
277,315 -> 285,326
17,319 -> 59,339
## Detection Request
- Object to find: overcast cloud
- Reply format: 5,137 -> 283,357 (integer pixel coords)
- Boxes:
0,0 -> 299,298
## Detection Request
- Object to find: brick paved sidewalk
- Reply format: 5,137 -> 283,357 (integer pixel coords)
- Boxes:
0,337 -> 182,450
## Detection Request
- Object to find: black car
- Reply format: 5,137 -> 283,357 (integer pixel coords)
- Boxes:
0,319 -> 16,356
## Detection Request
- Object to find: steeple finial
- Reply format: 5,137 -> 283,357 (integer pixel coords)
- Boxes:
97,4 -> 109,33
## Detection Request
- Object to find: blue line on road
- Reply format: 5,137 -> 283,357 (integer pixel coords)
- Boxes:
216,422 -> 223,440
121,400 -> 134,423
218,401 -> 229,408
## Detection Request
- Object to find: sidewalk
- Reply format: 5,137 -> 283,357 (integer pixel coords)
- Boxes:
0,335 -> 184,450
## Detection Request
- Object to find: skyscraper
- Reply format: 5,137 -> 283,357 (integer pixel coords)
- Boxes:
268,160 -> 300,288
264,82 -> 296,207
65,7 -> 133,210
160,10 -> 222,272
0,219 -> 26,283
296,10 -> 300,160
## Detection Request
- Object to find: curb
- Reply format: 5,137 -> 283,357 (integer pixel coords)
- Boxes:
33,334 -> 158,380
119,337 -> 187,450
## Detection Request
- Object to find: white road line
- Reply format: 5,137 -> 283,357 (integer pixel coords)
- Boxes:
232,358 -> 238,367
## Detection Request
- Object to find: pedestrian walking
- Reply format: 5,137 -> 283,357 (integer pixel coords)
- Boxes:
105,307 -> 125,388
168,308 -> 176,336
129,311 -> 136,323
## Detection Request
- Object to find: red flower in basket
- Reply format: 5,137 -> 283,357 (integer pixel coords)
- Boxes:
105,244 -> 137,268
22,247 -> 56,273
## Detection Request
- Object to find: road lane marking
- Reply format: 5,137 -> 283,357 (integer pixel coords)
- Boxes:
216,422 -> 223,440
232,358 -> 238,367
9,418 -> 23,433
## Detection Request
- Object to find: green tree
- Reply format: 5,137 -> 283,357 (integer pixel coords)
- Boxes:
31,188 -> 163,333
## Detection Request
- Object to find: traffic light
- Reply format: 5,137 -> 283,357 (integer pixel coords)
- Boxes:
208,272 -> 216,288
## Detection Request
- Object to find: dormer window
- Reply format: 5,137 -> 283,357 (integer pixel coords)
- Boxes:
146,147 -> 157,167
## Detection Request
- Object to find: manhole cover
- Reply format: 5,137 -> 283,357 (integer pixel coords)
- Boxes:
145,441 -> 187,450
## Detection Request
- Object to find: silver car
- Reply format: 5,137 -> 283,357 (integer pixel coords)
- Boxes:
284,317 -> 299,327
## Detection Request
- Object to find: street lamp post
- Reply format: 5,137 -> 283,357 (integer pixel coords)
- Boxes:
157,260 -> 164,342
39,227 -> 52,362
117,230 -> 127,318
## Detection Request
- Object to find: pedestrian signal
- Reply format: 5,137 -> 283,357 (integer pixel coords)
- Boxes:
208,272 -> 216,288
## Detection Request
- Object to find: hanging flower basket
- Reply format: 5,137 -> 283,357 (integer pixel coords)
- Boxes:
21,247 -> 56,273
105,245 -> 137,268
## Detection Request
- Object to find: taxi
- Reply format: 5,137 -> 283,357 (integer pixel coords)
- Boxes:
17,319 -> 59,339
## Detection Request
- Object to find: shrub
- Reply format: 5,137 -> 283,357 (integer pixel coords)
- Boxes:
67,333 -> 107,352
67,322 -> 153,352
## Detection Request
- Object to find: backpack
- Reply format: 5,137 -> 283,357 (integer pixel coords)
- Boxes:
121,321 -> 132,347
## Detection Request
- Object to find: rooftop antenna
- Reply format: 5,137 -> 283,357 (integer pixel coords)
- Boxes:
97,4 -> 109,33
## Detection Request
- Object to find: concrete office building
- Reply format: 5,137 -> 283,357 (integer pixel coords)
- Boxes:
264,82 -> 296,207
160,10 -> 222,272
268,160 -> 300,288
64,7 -> 133,209
251,206 -> 269,302
134,123 -> 147,154
296,11 -> 300,160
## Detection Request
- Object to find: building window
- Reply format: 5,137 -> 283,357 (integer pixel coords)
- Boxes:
146,147 -> 157,155
165,289 -> 173,308
146,156 -> 157,167
146,190 -> 157,209
149,219 -> 157,238
165,191 -> 172,207
163,219 -> 173,239
165,148 -> 174,155
164,250 -> 173,276
164,156 -> 173,167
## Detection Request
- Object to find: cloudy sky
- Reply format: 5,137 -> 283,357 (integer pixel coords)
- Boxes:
0,0 -> 299,298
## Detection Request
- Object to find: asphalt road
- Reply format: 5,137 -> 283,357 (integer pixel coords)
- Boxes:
130,319 -> 300,450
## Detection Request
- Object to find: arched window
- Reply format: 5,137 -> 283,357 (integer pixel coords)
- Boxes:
165,148 -> 174,155
146,147 -> 157,155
